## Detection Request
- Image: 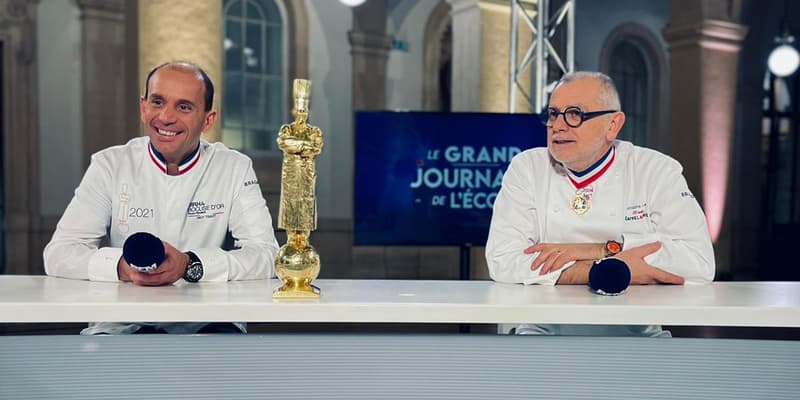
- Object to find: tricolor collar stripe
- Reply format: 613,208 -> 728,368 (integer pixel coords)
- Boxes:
566,146 -> 615,189
570,146 -> 613,178
148,142 -> 201,175
178,146 -> 201,174
148,144 -> 167,173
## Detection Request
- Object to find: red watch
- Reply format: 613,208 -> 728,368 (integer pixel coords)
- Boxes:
604,240 -> 622,257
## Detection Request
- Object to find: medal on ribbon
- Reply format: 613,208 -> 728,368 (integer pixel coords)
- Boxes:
565,147 -> 616,216
571,186 -> 593,215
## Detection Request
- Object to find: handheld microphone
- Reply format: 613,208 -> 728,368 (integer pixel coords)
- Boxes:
122,232 -> 165,272
589,257 -> 631,295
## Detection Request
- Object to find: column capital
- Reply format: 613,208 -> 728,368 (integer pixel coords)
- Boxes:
663,19 -> 748,52
447,0 -> 480,15
347,30 -> 392,55
0,0 -> 32,22
75,0 -> 125,13
76,0 -> 125,23
448,0 -> 517,15
0,0 -> 36,64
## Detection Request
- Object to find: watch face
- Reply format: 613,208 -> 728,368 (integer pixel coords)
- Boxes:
184,252 -> 203,282
606,241 -> 622,254
185,261 -> 203,282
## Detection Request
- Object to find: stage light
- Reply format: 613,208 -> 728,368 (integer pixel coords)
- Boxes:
338,0 -> 366,7
767,20 -> 799,77
768,44 -> 799,77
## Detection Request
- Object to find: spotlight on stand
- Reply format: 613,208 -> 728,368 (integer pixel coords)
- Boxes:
768,21 -> 799,77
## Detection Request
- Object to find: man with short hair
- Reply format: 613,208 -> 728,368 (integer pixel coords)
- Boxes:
44,61 -> 279,334
485,71 -> 714,336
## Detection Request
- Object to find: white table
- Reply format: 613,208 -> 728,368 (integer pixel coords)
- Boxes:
1,276 -> 799,327
2,276 -> 799,400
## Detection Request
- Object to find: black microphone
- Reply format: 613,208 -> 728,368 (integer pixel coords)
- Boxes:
122,232 -> 165,272
589,257 -> 631,295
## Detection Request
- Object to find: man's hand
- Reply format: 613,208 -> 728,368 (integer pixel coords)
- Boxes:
525,242 -> 604,275
615,242 -> 684,285
117,241 -> 190,286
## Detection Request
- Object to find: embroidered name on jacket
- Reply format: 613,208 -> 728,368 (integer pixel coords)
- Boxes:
187,201 -> 226,219
625,203 -> 649,221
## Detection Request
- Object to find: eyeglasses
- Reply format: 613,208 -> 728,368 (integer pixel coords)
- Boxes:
540,106 -> 618,128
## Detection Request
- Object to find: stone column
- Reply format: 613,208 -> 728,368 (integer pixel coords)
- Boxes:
447,0 -> 479,111
0,0 -> 40,274
348,0 -> 392,110
663,0 -> 747,275
347,0 -> 394,278
447,0 -> 532,112
138,0 -> 223,142
76,0 -> 128,162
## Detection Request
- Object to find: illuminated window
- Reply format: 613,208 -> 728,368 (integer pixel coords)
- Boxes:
223,0 -> 284,152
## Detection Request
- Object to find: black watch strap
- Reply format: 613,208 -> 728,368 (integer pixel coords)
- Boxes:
184,251 -> 204,283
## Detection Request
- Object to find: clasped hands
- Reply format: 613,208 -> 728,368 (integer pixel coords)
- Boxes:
524,241 -> 684,284
117,241 -> 189,286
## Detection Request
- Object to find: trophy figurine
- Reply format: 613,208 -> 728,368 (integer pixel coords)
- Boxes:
273,79 -> 323,298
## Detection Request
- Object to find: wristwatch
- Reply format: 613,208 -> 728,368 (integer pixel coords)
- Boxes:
604,240 -> 623,258
184,251 -> 204,283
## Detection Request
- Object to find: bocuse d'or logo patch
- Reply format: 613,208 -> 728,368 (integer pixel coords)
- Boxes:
187,200 -> 226,220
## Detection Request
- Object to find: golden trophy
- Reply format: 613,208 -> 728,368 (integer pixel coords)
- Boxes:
273,79 -> 323,298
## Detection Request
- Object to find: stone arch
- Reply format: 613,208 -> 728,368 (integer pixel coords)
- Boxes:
599,22 -> 669,151
422,0 -> 452,111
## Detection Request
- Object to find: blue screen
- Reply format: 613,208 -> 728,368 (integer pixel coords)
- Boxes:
354,111 -> 547,246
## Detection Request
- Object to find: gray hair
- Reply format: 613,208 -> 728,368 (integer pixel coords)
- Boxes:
554,71 -> 621,110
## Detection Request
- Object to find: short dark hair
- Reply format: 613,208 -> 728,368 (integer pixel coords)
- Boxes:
143,61 -> 214,112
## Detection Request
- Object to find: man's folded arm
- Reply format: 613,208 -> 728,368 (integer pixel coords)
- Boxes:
485,156 -> 565,285
622,163 -> 715,284
43,157 -> 118,281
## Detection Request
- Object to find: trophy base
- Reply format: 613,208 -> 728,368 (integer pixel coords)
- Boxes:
273,281 -> 320,299
273,241 -> 320,299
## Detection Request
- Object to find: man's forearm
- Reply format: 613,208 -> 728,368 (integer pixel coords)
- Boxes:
556,260 -> 592,284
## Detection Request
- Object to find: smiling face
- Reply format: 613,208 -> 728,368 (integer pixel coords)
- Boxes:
547,77 -> 625,171
139,66 -> 216,165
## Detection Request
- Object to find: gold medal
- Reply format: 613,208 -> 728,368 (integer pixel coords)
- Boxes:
571,193 -> 590,214
565,147 -> 614,216
571,186 -> 593,215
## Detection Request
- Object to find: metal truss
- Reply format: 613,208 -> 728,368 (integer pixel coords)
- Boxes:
508,0 -> 575,113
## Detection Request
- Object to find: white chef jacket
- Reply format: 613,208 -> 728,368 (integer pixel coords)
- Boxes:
44,137 -> 279,334
485,140 -> 715,336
